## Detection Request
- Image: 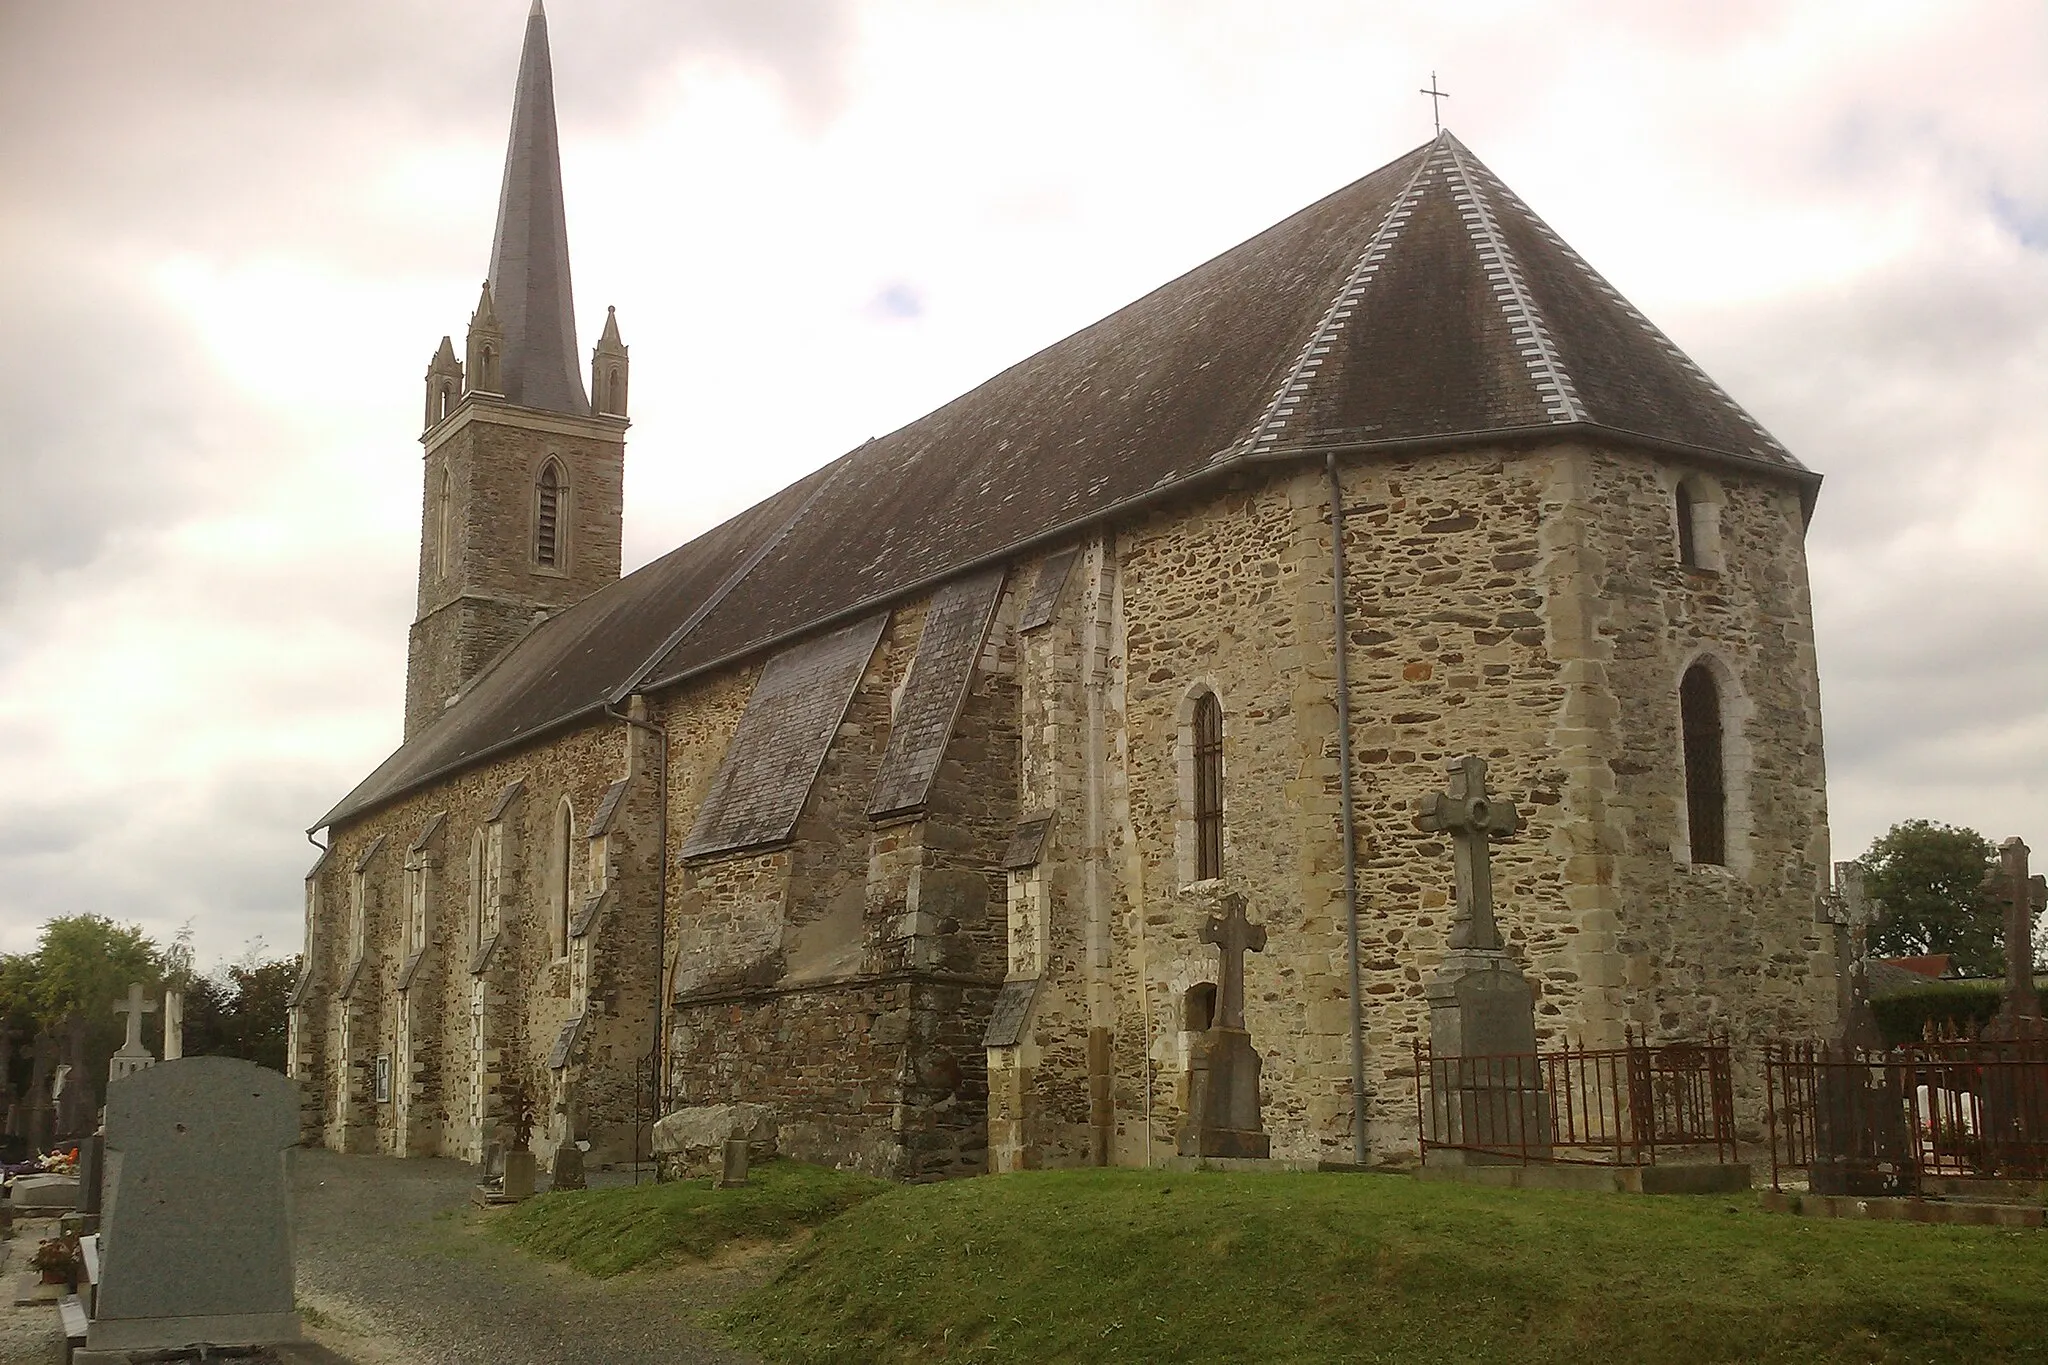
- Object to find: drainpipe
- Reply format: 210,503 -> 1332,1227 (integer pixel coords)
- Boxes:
1328,454 -> 1368,1166
604,695 -> 669,1183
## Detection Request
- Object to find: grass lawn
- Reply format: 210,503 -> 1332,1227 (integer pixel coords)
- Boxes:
489,1160 -> 887,1276
720,1169 -> 2048,1364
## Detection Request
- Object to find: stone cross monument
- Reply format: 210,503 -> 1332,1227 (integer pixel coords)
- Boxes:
109,982 -> 159,1085
1826,861 -> 1884,1049
1175,890 -> 1272,1160
1983,837 -> 2047,1041
1416,755 -> 1548,1163
1417,754 -> 1522,951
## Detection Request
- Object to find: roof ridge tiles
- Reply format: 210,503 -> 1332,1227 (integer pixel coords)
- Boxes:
1237,141 -> 1444,459
1440,135 -> 1586,425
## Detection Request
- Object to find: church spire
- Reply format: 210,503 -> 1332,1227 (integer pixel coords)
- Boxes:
485,0 -> 589,415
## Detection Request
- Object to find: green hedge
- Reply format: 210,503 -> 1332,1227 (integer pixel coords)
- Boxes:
1872,980 -> 2007,1045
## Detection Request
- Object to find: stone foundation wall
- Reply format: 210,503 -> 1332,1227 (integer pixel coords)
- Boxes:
669,973 -> 995,1180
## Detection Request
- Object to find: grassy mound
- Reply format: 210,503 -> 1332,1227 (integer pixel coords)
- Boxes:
491,1160 -> 887,1276
725,1168 -> 2048,1364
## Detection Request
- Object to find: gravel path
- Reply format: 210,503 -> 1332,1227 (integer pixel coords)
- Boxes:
292,1148 -> 765,1365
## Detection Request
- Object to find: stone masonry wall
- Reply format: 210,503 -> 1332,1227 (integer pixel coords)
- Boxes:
406,405 -> 625,737
309,718 -> 641,1166
1024,440 -> 1838,1166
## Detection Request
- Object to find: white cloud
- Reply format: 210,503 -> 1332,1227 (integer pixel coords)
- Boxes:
0,0 -> 2042,965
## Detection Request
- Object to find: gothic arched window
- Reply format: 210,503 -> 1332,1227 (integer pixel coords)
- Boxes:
1681,664 -> 1725,866
535,461 -> 563,568
1193,691 -> 1224,881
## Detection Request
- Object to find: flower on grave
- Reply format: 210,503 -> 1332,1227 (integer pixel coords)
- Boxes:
29,1238 -> 79,1277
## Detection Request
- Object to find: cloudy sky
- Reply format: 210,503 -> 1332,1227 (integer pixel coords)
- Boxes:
1,0 -> 2042,968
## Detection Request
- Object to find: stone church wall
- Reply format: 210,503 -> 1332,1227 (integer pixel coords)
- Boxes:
661,593 -> 1012,1180
996,441 -> 1837,1167
306,717 -> 655,1167
309,438 -> 1832,1177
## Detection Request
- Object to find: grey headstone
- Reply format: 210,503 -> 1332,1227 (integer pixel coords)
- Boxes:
549,1141 -> 585,1192
502,1149 -> 537,1200
79,1130 -> 105,1216
717,1137 -> 750,1188
1423,950 -> 1550,1164
87,1056 -> 300,1352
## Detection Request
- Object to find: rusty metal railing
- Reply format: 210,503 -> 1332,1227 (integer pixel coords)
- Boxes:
1414,1032 -> 1736,1167
1762,1040 -> 2048,1194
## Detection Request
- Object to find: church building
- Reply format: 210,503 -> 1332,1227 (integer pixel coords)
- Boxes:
291,5 -> 1839,1177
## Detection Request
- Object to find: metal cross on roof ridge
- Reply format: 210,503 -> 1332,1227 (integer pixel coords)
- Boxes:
1420,72 -> 1449,136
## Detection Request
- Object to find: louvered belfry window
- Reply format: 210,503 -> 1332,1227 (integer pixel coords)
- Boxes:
1193,692 -> 1224,880
1681,664 -> 1725,866
536,462 -> 562,567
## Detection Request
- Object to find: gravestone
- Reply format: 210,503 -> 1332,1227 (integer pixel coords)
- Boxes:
107,983 -> 158,1086
1416,756 -> 1551,1164
501,1148 -> 537,1200
56,1011 -> 98,1139
85,1056 -> 301,1353
24,1031 -> 58,1153
1175,891 -> 1272,1159
549,1140 -> 586,1192
718,1137 -> 750,1188
79,1127 -> 106,1216
162,988 -> 185,1062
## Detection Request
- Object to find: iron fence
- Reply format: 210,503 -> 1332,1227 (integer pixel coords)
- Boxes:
1762,1039 -> 2048,1193
1414,1032 -> 1737,1166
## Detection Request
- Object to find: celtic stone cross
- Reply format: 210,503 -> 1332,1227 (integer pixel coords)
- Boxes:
1989,838 -> 2045,1018
1415,755 -> 1522,951
1201,892 -> 1267,1032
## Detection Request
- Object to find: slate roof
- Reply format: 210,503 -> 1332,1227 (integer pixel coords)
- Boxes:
485,2 -> 588,416
317,131 -> 1817,831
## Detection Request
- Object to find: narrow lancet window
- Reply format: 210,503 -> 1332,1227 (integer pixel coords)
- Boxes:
438,468 -> 455,581
553,798 -> 574,955
1681,664 -> 1725,866
1676,481 -> 1699,567
1193,691 -> 1224,880
536,461 -> 563,567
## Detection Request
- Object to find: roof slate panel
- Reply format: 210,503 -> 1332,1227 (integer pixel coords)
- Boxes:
867,567 -> 1006,819
678,613 -> 887,859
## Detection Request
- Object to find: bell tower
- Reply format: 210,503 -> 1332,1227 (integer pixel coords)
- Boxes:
406,0 -> 628,740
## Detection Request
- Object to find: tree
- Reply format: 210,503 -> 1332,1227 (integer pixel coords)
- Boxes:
1861,820 -> 2000,977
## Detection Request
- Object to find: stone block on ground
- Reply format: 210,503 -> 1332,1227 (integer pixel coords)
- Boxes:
8,1174 -> 79,1213
651,1103 -> 778,1177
